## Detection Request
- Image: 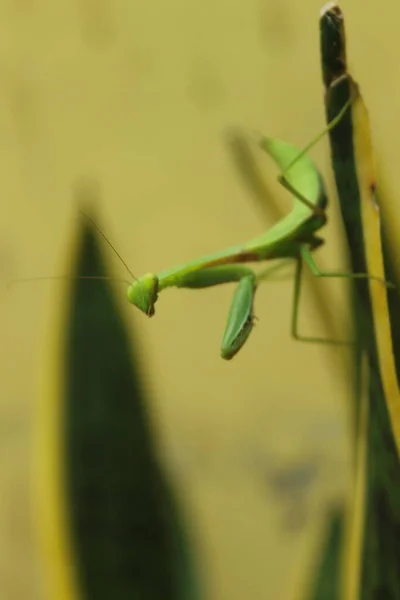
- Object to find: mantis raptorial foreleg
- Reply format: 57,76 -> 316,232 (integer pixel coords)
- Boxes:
171,265 -> 255,289
220,259 -> 298,359
155,261 -> 293,359
221,274 -> 257,359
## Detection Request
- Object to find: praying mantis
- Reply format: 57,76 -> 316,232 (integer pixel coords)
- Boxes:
86,95 -> 392,360
14,94 -> 392,360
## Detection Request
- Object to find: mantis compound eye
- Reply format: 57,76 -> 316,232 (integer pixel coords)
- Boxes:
127,273 -> 159,317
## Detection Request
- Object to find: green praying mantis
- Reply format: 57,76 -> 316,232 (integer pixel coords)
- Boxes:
83,94 -> 393,360
14,94 -> 393,360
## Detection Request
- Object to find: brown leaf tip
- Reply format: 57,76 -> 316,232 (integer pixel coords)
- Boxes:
320,2 -> 342,18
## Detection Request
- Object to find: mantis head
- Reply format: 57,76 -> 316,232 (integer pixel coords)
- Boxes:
127,273 -> 159,316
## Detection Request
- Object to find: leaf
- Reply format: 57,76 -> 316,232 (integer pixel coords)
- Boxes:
304,506 -> 345,600
35,206 -> 201,600
320,5 -> 400,599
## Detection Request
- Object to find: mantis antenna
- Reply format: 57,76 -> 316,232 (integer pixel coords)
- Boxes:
8,213 -> 136,288
79,211 -> 137,281
8,275 -> 131,287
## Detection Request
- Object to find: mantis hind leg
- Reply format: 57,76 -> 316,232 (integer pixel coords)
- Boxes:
291,256 -> 355,345
300,246 -> 395,289
277,98 -> 353,216
290,245 -> 395,345
256,258 -> 295,283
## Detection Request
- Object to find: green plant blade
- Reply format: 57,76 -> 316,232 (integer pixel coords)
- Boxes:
304,506 -> 345,600
321,5 -> 400,598
35,210 -> 200,600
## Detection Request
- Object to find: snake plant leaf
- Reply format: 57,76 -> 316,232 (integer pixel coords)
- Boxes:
320,4 -> 400,599
302,506 -> 345,600
36,209 -> 200,600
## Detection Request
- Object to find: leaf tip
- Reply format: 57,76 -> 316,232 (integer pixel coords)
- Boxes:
320,1 -> 340,18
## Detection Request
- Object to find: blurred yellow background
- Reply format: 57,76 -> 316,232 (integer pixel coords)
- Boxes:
1,1 -> 400,598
